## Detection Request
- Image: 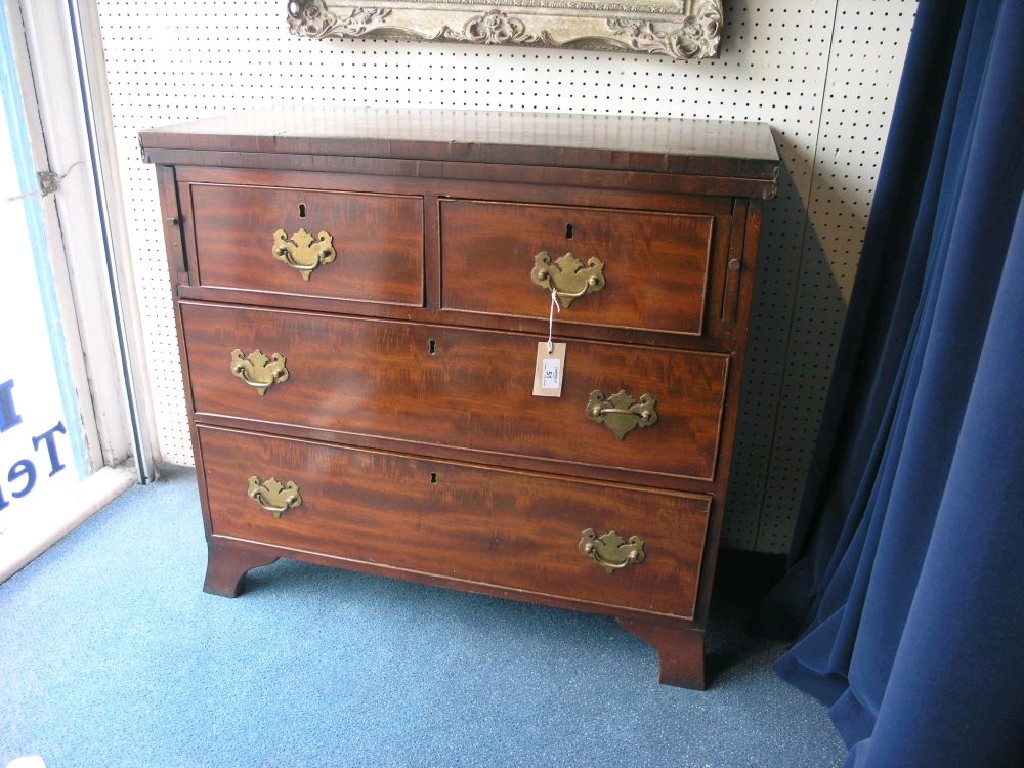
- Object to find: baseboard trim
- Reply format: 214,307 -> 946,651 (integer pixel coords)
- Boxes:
0,464 -> 136,583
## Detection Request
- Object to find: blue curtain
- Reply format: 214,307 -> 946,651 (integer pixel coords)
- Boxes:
757,0 -> 1024,765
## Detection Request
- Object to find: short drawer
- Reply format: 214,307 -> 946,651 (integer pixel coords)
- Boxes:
439,199 -> 714,335
188,182 -> 424,305
199,426 -> 712,620
182,302 -> 728,481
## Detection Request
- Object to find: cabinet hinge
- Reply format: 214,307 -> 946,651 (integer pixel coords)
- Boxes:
37,170 -> 60,197
36,162 -> 83,198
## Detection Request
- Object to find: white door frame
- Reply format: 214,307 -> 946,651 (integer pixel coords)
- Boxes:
5,0 -> 156,481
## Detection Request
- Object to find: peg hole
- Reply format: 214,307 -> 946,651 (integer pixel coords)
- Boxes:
429,472 -> 438,484
428,338 -> 437,356
298,203 -> 307,218
565,223 -> 574,240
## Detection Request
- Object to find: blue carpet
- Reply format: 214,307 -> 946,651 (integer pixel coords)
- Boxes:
1,466 -> 845,767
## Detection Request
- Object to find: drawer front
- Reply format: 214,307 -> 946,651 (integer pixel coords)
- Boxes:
189,183 -> 424,305
200,427 -> 712,619
439,200 -> 714,335
182,302 -> 728,481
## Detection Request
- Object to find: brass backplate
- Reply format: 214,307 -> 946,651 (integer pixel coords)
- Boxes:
586,390 -> 658,440
247,475 -> 302,518
230,348 -> 290,396
530,251 -> 605,307
579,528 -> 646,573
272,227 -> 337,280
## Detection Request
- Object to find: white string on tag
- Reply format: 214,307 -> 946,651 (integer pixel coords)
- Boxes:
547,289 -> 561,353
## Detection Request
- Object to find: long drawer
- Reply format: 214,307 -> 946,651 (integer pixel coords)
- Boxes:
181,301 -> 730,481
439,199 -> 714,335
187,182 -> 424,305
199,426 -> 712,619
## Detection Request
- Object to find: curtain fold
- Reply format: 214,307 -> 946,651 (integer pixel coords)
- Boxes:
758,1 -> 1024,765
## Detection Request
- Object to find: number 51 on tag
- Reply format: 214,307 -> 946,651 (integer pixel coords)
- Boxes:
533,342 -> 566,397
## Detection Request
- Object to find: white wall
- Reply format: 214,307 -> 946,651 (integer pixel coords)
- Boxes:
95,0 -> 914,553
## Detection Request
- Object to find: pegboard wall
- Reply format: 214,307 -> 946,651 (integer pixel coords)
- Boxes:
95,0 -> 914,554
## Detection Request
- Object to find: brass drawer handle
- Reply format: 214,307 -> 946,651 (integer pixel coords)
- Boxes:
230,349 -> 290,396
247,475 -> 302,518
587,389 -> 658,440
530,251 -> 605,307
272,227 -> 337,281
579,528 -> 645,573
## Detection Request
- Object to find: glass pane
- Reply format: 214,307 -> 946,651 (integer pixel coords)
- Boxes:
1,5 -> 89,529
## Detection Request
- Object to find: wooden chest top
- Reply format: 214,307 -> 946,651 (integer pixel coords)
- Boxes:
140,106 -> 778,196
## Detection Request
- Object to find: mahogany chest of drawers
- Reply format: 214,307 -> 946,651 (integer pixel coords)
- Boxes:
141,107 -> 778,689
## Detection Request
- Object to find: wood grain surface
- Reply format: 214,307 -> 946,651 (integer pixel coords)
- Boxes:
440,199 -> 714,336
181,301 -> 729,481
190,182 -> 424,305
144,108 -> 779,688
200,426 -> 711,619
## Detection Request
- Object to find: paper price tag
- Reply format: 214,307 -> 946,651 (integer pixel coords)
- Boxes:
533,342 -> 566,397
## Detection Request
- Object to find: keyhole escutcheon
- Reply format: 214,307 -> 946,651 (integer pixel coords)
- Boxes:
298,203 -> 307,218
428,339 -> 437,356
565,223 -> 574,240
429,472 -> 438,484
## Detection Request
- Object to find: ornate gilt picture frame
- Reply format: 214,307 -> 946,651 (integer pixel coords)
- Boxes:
286,0 -> 723,60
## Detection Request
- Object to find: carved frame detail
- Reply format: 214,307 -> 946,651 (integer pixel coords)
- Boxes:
286,0 -> 722,60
